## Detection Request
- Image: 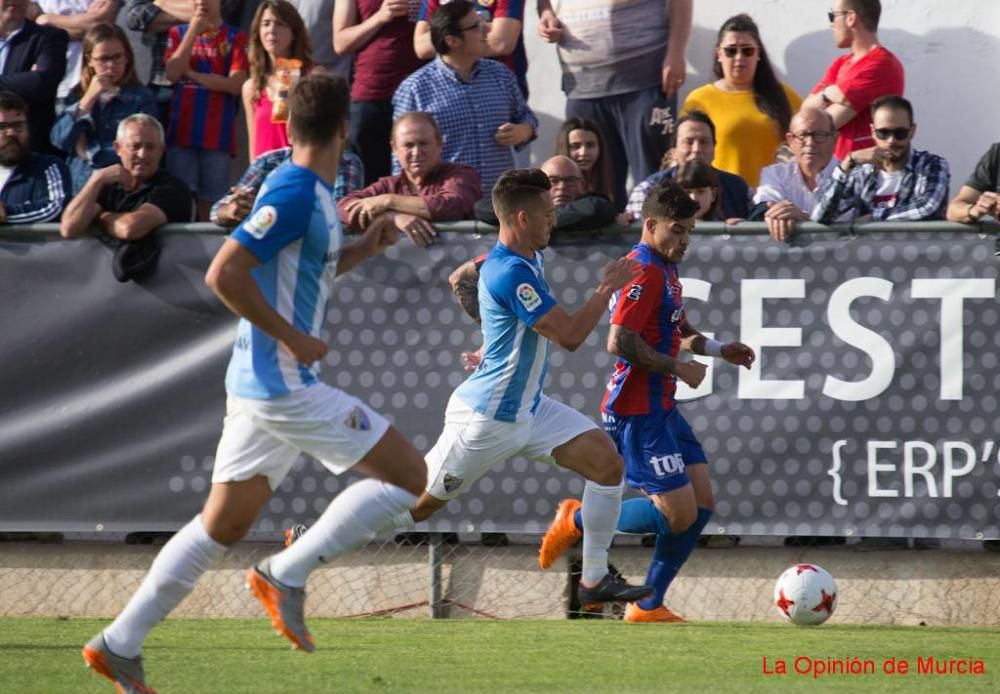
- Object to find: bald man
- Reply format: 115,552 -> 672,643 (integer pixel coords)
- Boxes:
474,155 -> 615,231
750,107 -> 841,242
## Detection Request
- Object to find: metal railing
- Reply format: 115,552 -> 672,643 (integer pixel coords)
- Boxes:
2,220 -> 998,238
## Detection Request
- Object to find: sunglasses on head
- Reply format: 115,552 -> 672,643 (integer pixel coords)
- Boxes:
722,45 -> 757,58
873,127 -> 911,141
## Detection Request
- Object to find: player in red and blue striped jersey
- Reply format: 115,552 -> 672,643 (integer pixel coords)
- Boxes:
540,179 -> 755,622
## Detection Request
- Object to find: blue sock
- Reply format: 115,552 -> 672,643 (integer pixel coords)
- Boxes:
572,498 -> 670,535
637,507 -> 713,611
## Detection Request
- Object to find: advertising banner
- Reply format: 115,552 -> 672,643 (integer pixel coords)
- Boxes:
1,230 -> 997,539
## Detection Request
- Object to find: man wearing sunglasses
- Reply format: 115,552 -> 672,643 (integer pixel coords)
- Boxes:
812,95 -> 950,223
802,0 -> 904,163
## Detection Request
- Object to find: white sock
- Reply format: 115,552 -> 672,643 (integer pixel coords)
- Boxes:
580,481 -> 622,585
269,479 -> 417,588
103,516 -> 226,658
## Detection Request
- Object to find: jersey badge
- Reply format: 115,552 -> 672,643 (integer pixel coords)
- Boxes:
442,473 -> 464,494
516,283 -> 543,311
345,406 -> 371,431
626,283 -> 643,301
244,205 -> 277,239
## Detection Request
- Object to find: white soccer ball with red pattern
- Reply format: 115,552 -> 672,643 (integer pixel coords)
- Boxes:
774,564 -> 838,625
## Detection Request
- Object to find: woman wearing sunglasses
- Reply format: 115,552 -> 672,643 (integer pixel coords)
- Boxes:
680,14 -> 801,187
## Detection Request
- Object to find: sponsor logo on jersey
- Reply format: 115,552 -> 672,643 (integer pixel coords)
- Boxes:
442,473 -> 464,494
345,406 -> 371,431
244,205 -> 277,239
516,283 -> 543,311
670,307 -> 684,323
626,283 -> 643,301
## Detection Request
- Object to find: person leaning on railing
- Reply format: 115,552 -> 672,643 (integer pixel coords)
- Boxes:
59,113 -> 193,282
946,141 -> 1000,225
210,146 -> 364,227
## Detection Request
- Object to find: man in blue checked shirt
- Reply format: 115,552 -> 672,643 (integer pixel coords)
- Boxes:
210,146 -> 365,227
812,95 -> 950,223
392,0 -> 538,194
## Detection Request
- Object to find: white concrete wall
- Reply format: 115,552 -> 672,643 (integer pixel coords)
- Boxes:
523,0 -> 1000,186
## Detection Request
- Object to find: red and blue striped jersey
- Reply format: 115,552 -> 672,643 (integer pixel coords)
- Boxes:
601,243 -> 685,416
165,23 -> 248,155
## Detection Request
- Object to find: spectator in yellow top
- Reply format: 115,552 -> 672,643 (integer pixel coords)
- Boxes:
681,14 -> 801,187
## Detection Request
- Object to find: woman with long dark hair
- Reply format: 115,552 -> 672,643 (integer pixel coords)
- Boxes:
554,117 -> 619,209
681,14 -> 801,187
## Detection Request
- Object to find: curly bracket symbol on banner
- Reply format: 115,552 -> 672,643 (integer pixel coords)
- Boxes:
829,440 -> 848,506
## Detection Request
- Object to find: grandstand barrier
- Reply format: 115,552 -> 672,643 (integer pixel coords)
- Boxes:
3,221 -> 998,538
2,221 -> 999,622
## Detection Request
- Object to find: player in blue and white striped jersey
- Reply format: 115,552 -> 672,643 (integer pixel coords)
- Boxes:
83,75 -> 427,694
393,168 -> 653,604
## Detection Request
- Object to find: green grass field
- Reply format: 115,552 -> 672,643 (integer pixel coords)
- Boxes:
3,617 -> 997,693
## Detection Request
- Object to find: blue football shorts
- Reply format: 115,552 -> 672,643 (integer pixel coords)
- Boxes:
602,407 -> 707,495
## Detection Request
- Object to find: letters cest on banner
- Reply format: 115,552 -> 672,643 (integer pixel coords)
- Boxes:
0,229 -> 997,539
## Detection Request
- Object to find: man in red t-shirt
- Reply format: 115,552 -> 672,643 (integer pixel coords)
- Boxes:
802,0 -> 904,161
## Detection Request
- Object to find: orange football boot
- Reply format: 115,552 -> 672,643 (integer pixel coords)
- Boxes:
538,499 -> 582,569
624,602 -> 688,624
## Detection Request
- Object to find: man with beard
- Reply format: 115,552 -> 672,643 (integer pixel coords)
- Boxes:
60,112 -> 192,280
812,95 -> 949,222
0,0 -> 67,153
0,90 -> 70,223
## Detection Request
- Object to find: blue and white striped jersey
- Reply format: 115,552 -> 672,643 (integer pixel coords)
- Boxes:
454,242 -> 557,422
224,161 -> 343,399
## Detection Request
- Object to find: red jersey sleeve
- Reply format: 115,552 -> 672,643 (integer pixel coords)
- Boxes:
165,26 -> 181,62
230,31 -> 249,74
610,264 -> 664,333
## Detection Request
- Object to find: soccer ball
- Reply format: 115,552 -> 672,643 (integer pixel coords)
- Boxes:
774,564 -> 838,625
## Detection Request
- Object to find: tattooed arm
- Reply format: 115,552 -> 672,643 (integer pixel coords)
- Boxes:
448,258 -> 482,324
608,324 -> 706,388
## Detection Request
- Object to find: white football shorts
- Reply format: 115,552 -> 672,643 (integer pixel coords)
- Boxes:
212,383 -> 390,490
425,392 -> 598,500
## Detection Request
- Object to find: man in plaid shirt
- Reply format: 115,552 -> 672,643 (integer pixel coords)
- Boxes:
392,0 -> 537,195
210,147 -> 365,227
812,95 -> 950,223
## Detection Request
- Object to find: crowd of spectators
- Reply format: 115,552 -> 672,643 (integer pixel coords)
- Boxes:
0,0 -> 995,272
0,0 -> 994,556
